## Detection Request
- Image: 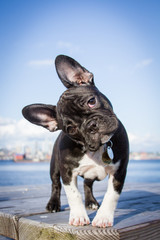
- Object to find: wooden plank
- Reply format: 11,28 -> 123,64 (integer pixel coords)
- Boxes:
0,185 -> 51,200
23,182 -> 160,229
18,218 -> 120,240
119,220 -> 160,240
0,182 -> 159,216
25,206 -> 160,230
18,217 -> 160,240
18,215 -> 160,240
0,183 -> 160,239
0,213 -> 18,240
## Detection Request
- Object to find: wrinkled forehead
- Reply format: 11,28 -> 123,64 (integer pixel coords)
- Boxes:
59,85 -> 98,102
56,86 -> 99,126
57,85 -> 113,111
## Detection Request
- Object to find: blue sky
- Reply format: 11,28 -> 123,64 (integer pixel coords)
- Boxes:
0,0 -> 160,152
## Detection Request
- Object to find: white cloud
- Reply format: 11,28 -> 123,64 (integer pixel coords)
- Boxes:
0,117 -> 59,150
0,117 -> 159,152
28,41 -> 81,67
57,41 -> 81,54
0,118 -> 44,139
128,133 -> 138,142
0,117 -> 16,125
131,58 -> 153,74
135,58 -> 153,69
28,59 -> 54,66
57,41 -> 72,49
128,132 -> 160,152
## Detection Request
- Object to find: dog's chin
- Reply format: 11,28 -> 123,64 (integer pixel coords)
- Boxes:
86,135 -> 113,152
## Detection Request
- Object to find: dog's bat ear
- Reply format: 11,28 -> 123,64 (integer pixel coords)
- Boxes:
55,55 -> 94,88
22,104 -> 59,132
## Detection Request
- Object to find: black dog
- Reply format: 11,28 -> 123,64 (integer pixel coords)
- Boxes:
22,55 -> 129,228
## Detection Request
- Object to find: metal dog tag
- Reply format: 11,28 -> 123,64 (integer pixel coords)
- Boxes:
102,143 -> 114,164
107,146 -> 114,160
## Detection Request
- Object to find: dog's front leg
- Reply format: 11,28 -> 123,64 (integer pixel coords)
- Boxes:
63,175 -> 90,226
92,174 -> 120,228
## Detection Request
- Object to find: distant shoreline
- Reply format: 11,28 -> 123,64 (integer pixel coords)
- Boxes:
0,158 -> 160,163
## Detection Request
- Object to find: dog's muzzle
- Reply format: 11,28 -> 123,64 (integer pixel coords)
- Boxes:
80,115 -> 118,151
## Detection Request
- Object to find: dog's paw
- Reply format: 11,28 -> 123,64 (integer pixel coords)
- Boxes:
69,211 -> 90,226
46,198 -> 60,212
69,216 -> 90,226
92,211 -> 113,228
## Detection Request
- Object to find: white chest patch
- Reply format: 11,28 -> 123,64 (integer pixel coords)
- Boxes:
73,146 -> 120,180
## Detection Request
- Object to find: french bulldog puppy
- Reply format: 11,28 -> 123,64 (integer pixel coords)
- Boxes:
22,55 -> 129,228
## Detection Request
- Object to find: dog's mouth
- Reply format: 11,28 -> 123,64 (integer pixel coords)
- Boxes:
67,131 -> 115,152
86,134 -> 113,152
83,117 -> 118,152
62,113 -> 119,152
88,144 -> 99,152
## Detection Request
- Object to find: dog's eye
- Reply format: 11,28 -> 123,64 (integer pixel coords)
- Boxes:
88,97 -> 96,108
67,126 -> 77,135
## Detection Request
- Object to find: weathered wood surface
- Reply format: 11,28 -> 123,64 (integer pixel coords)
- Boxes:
0,182 -> 160,240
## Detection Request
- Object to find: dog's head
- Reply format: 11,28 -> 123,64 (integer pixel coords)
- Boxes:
22,55 -> 119,152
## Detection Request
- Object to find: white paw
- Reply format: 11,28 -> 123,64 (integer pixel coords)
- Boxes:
92,211 -> 113,228
69,210 -> 90,226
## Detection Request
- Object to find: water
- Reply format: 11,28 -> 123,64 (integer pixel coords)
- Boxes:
0,160 -> 160,186
0,161 -> 50,186
126,160 -> 160,183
